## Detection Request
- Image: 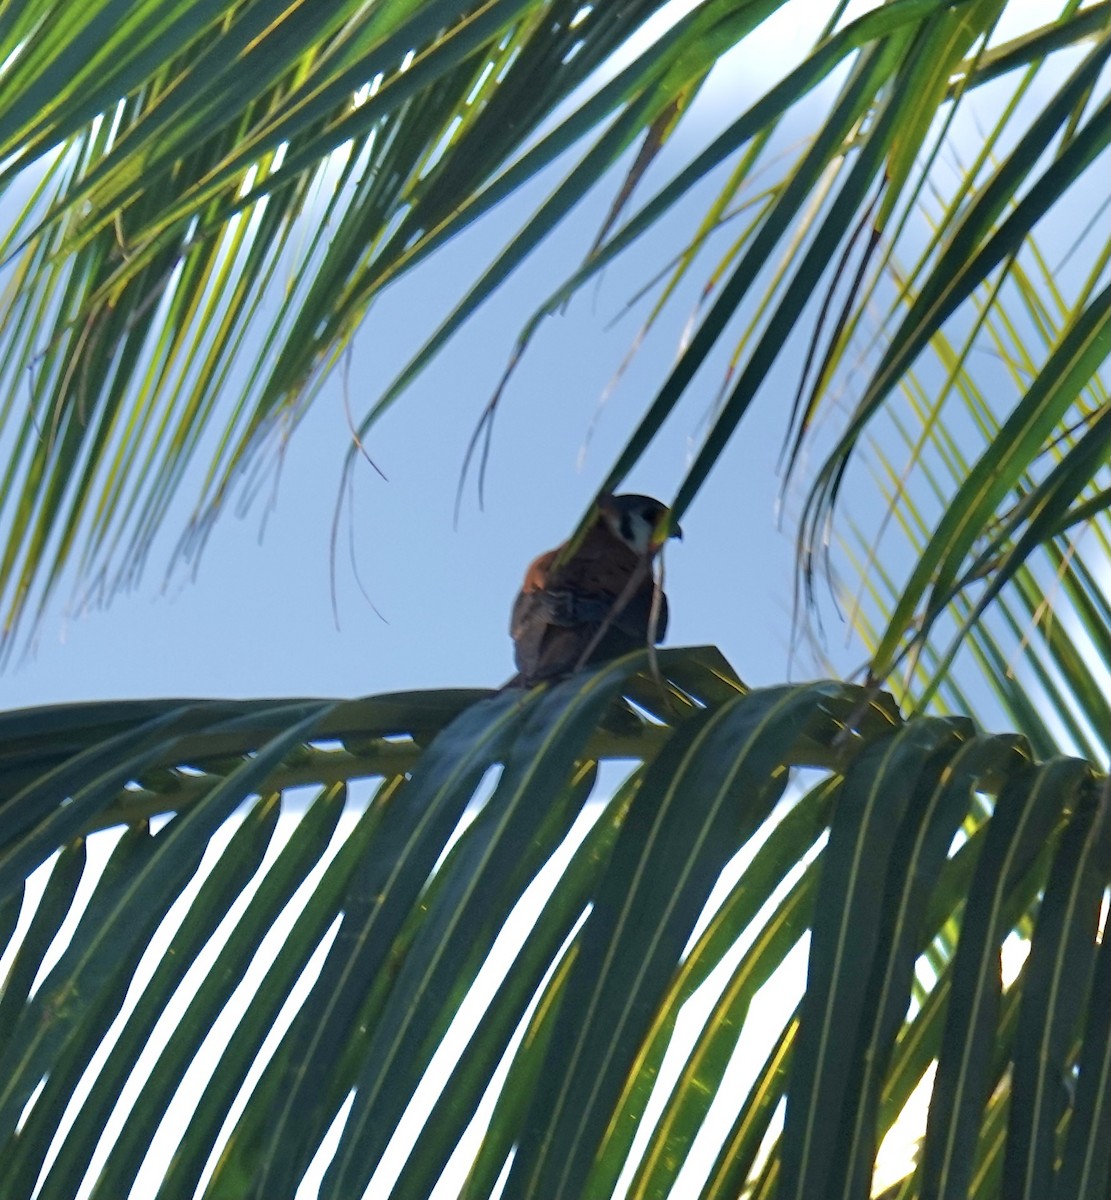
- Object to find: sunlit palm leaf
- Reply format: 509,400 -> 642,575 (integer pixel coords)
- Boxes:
841,203 -> 1111,756
1,0 -> 1106,675
0,0 -> 687,650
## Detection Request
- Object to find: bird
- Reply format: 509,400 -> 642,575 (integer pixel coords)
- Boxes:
508,493 -> 681,688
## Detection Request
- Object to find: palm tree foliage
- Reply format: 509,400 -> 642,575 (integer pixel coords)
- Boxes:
0,0 -> 1105,675
2,1 -> 1111,1197
3,649 -> 1109,1199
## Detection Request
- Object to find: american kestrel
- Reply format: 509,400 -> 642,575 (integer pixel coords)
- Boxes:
509,493 -> 681,688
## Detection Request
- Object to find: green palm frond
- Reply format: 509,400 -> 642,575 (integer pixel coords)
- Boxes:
6,5 -> 1111,1196
837,204 -> 1111,761
0,0 -> 691,649
0,0 -> 1107,677
3,651 -> 1109,1198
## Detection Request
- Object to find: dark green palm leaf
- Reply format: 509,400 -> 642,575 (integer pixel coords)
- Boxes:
1,651 -> 1108,1197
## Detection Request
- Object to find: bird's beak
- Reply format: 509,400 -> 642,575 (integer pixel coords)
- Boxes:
651,517 -> 682,548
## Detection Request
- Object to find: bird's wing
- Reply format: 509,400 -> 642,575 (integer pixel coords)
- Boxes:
511,587 -> 596,683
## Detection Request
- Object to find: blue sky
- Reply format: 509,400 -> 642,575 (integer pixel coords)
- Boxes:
0,7 -> 844,712
0,4 -> 1104,1198
0,0 -> 1080,718
0,15 -> 866,1194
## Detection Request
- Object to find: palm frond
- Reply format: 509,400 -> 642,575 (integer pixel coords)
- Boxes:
1,0 -> 1107,674
2,650 -> 1109,1198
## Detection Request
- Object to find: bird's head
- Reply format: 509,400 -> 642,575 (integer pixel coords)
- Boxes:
597,493 -> 682,556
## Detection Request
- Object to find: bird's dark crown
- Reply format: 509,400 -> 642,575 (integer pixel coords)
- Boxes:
598,492 -> 681,552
